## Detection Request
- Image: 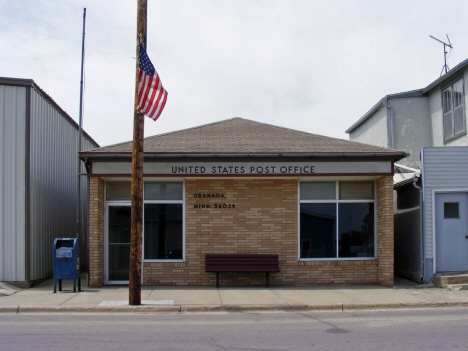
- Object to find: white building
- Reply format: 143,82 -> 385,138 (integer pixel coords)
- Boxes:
346,59 -> 468,283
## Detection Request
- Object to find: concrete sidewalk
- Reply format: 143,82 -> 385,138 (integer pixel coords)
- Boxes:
1,277 -> 468,313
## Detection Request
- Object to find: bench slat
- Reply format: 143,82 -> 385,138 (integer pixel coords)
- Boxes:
206,267 -> 280,272
205,254 -> 280,271
206,261 -> 279,266
205,253 -> 280,287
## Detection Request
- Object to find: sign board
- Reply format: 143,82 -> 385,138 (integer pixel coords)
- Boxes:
92,161 -> 392,176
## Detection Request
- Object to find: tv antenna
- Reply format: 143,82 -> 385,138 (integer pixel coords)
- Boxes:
430,34 -> 453,76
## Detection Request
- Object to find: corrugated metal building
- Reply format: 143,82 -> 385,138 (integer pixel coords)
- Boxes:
0,77 -> 99,286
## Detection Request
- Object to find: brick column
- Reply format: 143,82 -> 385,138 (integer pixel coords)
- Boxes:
376,175 -> 394,287
88,177 -> 104,287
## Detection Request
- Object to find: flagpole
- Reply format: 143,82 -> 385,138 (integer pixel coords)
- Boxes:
129,0 -> 147,306
77,7 -> 86,252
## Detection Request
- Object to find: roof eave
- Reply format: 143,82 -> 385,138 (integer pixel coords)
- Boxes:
422,58 -> 468,93
346,90 -> 425,134
1,77 -> 100,148
80,151 -> 408,161
345,99 -> 385,134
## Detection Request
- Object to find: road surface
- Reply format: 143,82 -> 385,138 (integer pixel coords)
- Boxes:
1,308 -> 467,350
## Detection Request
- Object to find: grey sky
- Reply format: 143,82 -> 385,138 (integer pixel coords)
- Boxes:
2,0 -> 467,147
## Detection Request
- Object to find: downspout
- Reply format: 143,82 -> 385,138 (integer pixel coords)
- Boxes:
383,98 -> 395,149
411,173 -> 425,282
420,148 -> 428,282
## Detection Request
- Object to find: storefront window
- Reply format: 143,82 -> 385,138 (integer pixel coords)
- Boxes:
106,181 -> 131,200
144,182 -> 184,261
300,203 -> 336,258
106,181 -> 185,269
299,181 -> 375,260
338,203 -> 374,258
144,182 -> 183,200
144,204 -> 183,259
300,181 -> 336,200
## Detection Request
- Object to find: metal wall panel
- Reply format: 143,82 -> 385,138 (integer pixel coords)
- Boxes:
422,147 -> 468,261
0,85 -> 27,281
28,87 -> 98,280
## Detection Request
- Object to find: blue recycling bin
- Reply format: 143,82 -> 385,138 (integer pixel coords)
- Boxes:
53,238 -> 81,293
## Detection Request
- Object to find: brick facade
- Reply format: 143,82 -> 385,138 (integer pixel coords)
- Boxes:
88,177 -> 104,287
376,175 -> 394,286
88,176 -> 394,287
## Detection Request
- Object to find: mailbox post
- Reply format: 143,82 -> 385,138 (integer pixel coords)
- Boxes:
53,238 -> 81,293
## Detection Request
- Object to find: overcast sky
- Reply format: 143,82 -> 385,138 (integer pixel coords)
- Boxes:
2,0 -> 468,147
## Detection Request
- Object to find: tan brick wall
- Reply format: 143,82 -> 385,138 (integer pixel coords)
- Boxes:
87,177 -> 394,286
140,178 -> 393,286
88,177 -> 104,287
376,175 -> 394,286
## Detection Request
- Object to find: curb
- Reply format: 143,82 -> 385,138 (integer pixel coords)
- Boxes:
342,301 -> 468,310
1,301 -> 468,313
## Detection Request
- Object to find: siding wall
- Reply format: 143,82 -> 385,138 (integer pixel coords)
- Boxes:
422,147 -> 468,265
0,85 -> 27,281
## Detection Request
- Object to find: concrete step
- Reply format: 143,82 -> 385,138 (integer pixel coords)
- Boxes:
442,284 -> 468,291
433,273 -> 468,288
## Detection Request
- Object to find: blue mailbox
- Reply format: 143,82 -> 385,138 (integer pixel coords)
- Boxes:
53,238 -> 81,293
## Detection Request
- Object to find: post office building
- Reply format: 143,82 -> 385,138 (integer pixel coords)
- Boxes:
80,118 -> 406,287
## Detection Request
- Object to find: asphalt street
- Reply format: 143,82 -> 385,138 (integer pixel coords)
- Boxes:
1,308 -> 467,351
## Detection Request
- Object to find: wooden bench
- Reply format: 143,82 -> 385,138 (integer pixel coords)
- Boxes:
205,254 -> 280,288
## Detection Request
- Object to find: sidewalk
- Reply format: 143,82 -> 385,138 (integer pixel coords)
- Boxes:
1,277 -> 468,313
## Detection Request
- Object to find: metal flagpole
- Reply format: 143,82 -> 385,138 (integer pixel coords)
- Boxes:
129,0 -> 147,306
77,8 -> 86,242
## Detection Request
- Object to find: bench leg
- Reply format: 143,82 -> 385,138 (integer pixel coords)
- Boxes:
266,272 -> 269,288
216,272 -> 220,288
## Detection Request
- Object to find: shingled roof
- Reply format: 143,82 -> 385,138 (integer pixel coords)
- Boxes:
81,117 -> 406,159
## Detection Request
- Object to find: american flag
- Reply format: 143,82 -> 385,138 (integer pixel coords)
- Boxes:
137,43 -> 168,121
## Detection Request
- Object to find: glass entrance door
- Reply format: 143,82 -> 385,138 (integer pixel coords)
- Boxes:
107,206 -> 131,283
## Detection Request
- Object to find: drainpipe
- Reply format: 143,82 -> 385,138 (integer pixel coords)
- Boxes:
383,98 -> 395,149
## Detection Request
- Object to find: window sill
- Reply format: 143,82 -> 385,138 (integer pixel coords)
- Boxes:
143,261 -> 186,268
444,130 -> 467,144
298,259 -> 377,266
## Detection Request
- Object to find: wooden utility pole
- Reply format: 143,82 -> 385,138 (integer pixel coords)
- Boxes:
129,0 -> 147,306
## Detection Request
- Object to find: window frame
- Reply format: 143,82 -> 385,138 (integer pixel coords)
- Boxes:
444,202 -> 460,219
298,180 -> 377,261
143,184 -> 185,263
442,77 -> 466,143
104,180 -> 185,265
104,201 -> 132,285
